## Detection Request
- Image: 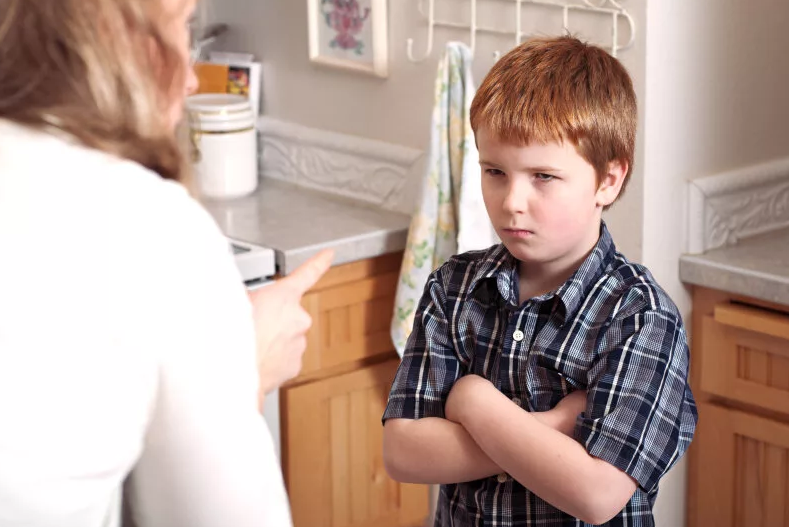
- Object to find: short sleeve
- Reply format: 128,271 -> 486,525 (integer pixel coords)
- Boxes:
383,270 -> 462,421
574,308 -> 698,494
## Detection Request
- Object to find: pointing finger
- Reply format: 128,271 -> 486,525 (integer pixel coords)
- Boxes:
281,249 -> 334,295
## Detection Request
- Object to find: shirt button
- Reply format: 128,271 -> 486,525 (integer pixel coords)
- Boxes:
512,330 -> 524,341
497,473 -> 508,483
512,397 -> 521,406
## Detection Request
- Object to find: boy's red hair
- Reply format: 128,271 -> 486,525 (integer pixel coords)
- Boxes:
470,36 -> 637,202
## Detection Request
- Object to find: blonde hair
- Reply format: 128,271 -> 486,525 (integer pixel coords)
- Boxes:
470,36 -> 637,204
0,0 -> 192,181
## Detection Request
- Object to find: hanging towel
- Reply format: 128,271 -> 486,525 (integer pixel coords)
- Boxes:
391,42 -> 497,357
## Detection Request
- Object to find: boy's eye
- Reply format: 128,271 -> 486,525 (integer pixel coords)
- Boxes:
484,168 -> 505,177
535,173 -> 555,182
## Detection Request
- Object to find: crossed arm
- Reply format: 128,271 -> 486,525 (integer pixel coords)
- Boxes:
383,378 -> 637,525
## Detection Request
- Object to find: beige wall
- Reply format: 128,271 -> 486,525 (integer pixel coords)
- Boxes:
211,0 -> 433,149
644,0 -> 789,186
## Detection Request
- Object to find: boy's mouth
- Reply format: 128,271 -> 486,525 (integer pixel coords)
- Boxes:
502,228 -> 534,239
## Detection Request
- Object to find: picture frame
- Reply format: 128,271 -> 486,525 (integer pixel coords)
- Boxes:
307,0 -> 389,78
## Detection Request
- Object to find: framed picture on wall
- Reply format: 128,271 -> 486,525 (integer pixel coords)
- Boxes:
307,0 -> 389,78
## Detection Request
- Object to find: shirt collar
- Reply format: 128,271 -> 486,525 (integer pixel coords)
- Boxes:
470,222 -> 617,322
552,222 -> 617,322
468,244 -> 517,306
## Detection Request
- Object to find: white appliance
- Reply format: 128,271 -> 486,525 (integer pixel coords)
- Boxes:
230,238 -> 277,287
229,238 -> 282,459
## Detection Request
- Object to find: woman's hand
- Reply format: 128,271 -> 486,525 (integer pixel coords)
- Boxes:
248,249 -> 334,410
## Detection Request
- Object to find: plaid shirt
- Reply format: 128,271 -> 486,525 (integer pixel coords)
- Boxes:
383,224 -> 697,527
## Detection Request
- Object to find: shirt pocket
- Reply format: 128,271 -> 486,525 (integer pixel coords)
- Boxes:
529,346 -> 588,408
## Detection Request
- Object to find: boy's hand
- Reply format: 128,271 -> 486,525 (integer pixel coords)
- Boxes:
445,374 -> 495,424
539,389 -> 587,437
446,378 -> 587,438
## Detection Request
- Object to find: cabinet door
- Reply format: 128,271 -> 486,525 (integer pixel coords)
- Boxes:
691,402 -> 789,527
282,359 -> 429,527
299,269 -> 399,377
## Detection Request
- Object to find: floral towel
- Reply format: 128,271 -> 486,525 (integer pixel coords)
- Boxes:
391,42 -> 497,357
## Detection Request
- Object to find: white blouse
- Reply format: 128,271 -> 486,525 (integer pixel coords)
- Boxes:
0,120 -> 292,527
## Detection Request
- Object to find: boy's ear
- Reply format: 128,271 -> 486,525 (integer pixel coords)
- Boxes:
595,160 -> 628,208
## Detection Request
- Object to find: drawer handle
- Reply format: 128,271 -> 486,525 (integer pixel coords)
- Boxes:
714,303 -> 789,341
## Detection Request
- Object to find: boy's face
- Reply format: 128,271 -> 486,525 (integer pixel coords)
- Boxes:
478,126 -> 622,270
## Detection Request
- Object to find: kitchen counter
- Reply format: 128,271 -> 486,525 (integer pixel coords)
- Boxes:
202,178 -> 412,274
679,228 -> 789,306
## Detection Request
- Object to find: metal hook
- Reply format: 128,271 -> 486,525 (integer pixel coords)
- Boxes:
611,11 -> 619,57
406,0 -> 637,64
469,0 -> 478,57
406,0 -> 435,62
619,9 -> 636,51
610,7 -> 636,57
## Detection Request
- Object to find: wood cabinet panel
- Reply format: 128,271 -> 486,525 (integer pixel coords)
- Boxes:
692,402 -> 789,527
298,270 -> 399,378
282,359 -> 429,527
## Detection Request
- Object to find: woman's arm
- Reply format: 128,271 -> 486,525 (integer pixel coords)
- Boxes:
125,185 -> 292,527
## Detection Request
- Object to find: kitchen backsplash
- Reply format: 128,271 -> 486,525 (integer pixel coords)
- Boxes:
687,156 -> 789,254
256,117 -> 424,215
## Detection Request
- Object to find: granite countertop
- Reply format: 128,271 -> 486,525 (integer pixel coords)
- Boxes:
201,178 -> 411,275
679,228 -> 789,306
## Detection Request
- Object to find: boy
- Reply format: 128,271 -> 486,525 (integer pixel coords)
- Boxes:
382,36 -> 697,526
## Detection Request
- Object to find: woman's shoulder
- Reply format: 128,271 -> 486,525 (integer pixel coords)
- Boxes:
0,119 -> 164,193
0,119 -> 213,242
0,118 -> 236,319
1,117 -> 249,373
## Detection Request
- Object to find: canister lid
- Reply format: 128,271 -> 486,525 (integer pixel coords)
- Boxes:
185,93 -> 255,132
186,93 -> 250,113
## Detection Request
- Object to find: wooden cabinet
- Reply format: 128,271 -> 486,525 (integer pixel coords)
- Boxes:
280,252 -> 429,527
693,403 -> 789,527
688,288 -> 789,527
283,358 -> 429,527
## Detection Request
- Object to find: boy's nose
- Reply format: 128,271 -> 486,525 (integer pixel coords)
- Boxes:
502,180 -> 529,214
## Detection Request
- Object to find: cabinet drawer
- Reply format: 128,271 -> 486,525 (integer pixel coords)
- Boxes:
700,302 -> 789,415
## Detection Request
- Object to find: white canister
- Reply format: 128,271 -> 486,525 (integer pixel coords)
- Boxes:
186,93 -> 258,199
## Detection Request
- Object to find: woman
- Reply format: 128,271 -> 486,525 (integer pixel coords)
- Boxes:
0,0 -> 331,525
